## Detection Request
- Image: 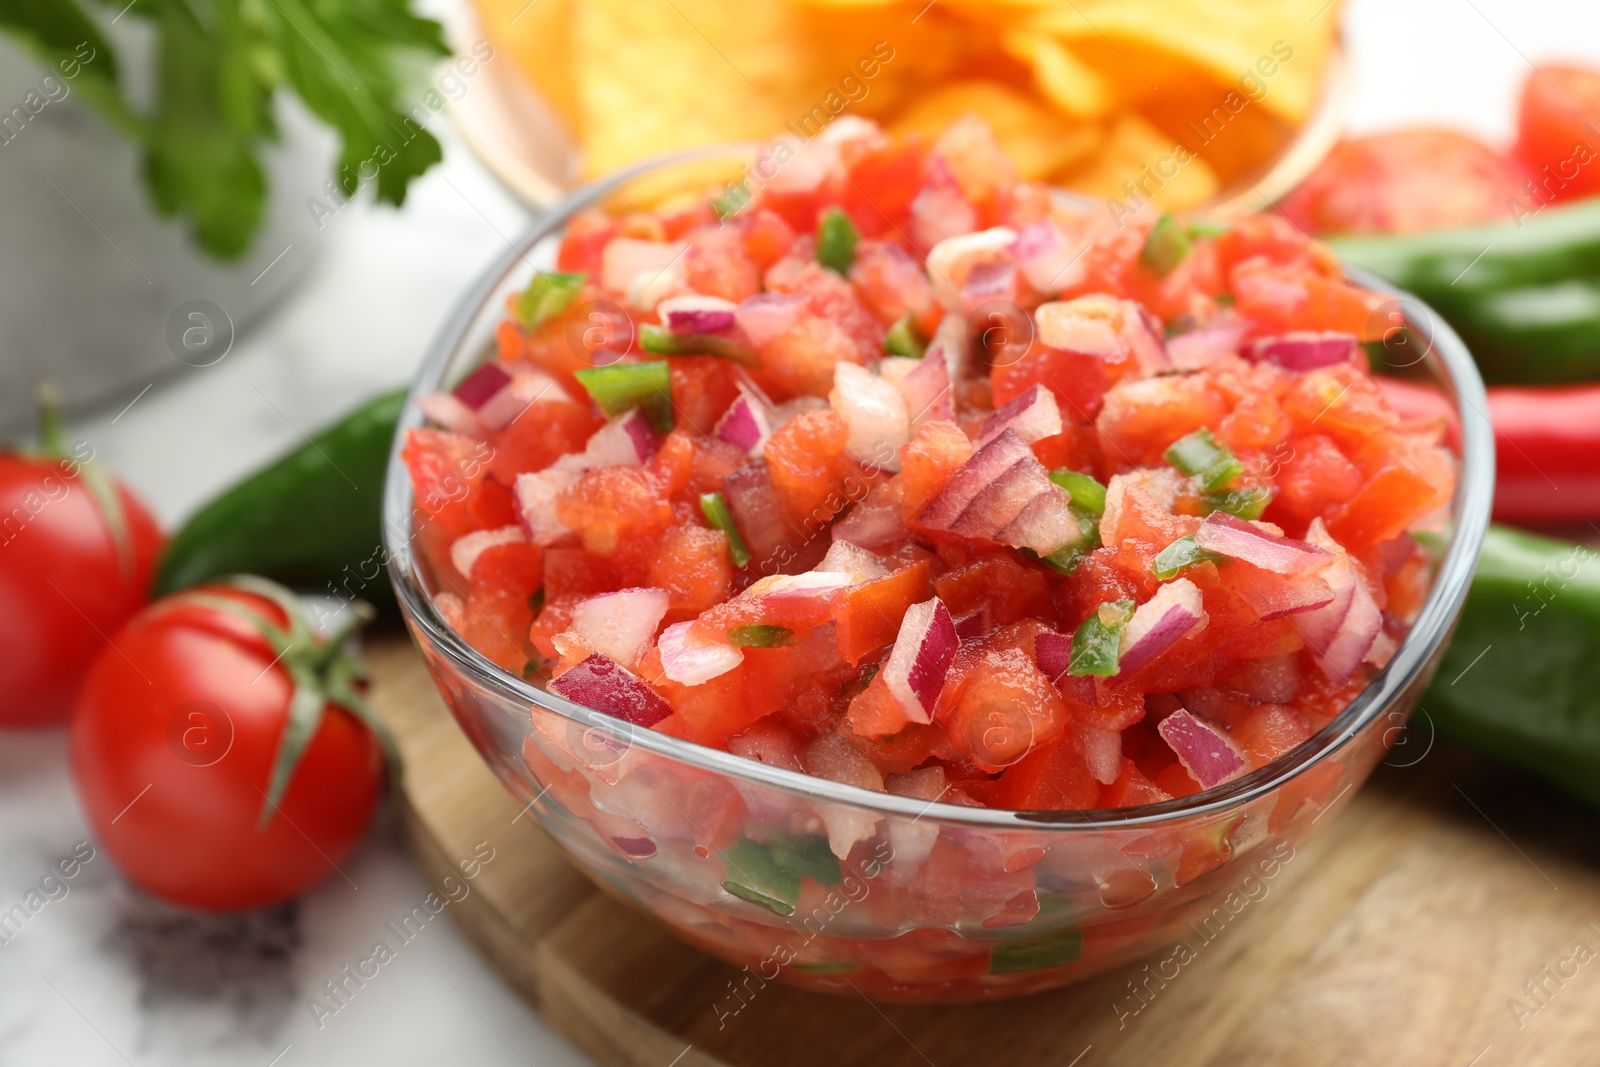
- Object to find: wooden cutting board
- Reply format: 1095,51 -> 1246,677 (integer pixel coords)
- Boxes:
365,634 -> 1600,1067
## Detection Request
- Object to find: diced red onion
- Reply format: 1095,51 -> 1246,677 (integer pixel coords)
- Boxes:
954,607 -> 991,643
1035,294 -> 1168,375
830,499 -> 907,551
918,429 -> 1032,530
1116,578 -> 1206,677
1248,331 -> 1358,371
556,408 -> 659,471
570,588 -> 670,668
453,361 -> 513,409
657,621 -> 744,685
1194,513 -> 1334,575
925,226 -> 1017,308
763,132 -> 828,194
1167,322 -> 1247,371
1033,630 -> 1072,680
1010,218 -> 1087,294
1299,521 -> 1384,680
476,367 -> 575,431
449,524 -> 526,579
658,294 -> 739,335
891,346 -> 955,428
817,540 -> 890,584
911,158 -> 979,249
735,292 -> 808,348
959,260 -> 1019,318
548,652 -> 674,727
1078,724 -> 1123,786
601,238 -> 687,295
611,835 -> 657,858
713,386 -> 772,456
1157,708 -> 1246,789
416,392 -> 484,437
830,363 -> 910,471
883,597 -> 958,724
997,486 -> 1080,555
974,384 -> 1063,448
746,570 -> 854,602
514,468 -> 578,545
1231,567 -> 1336,621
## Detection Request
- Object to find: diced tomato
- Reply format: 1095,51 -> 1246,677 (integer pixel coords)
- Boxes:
1274,434 -> 1364,525
488,400 -> 602,486
402,428 -> 511,540
1232,256 -> 1387,341
1230,704 -> 1314,769
461,542 -> 543,673
1096,376 -> 1228,469
850,241 -> 941,338
944,648 -> 1069,772
1327,463 -> 1440,554
543,547 -> 618,600
834,560 -> 933,665
740,209 -> 798,269
650,524 -> 733,618
933,554 -> 1052,627
667,357 -> 741,435
841,137 -> 930,234
684,227 -> 762,303
557,467 -> 674,558
557,210 -> 618,273
528,593 -> 581,662
991,731 -> 1099,810
1099,759 -> 1171,808
763,409 -> 856,523
897,420 -> 973,515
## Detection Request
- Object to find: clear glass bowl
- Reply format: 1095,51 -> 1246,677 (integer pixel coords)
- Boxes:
383,148 -> 1494,1002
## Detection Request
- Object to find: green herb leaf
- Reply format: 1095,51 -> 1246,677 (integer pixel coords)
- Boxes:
1140,213 -> 1193,277
1164,427 -> 1243,491
1067,599 -> 1134,677
699,492 -> 752,568
516,272 -> 585,330
574,361 -> 674,432
1048,469 -> 1107,515
728,624 -> 796,648
816,206 -> 860,275
884,313 -> 926,358
1152,535 -> 1224,581
5,0 -> 448,259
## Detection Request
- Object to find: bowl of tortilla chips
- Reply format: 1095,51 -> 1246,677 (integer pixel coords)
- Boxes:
451,0 -> 1346,217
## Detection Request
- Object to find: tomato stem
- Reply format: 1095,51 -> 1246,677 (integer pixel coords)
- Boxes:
34,382 -> 67,456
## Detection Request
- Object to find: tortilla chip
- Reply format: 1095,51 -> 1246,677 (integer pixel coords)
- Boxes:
1005,0 -> 1335,124
571,1 -> 983,174
1000,30 -> 1118,121
890,79 -> 1103,180
1057,111 -> 1218,211
474,0 -> 577,129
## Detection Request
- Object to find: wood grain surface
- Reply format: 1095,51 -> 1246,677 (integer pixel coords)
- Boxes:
365,634 -> 1600,1067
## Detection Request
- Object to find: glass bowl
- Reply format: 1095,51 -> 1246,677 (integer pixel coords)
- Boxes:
383,148 -> 1494,1002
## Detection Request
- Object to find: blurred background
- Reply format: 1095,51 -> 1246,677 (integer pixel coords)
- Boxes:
1,0 -> 1598,1063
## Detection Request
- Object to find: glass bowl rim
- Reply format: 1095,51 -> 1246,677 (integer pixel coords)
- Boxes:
383,143 -> 1495,831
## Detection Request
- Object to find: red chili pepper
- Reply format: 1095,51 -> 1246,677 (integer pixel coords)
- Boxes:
1379,377 -> 1600,524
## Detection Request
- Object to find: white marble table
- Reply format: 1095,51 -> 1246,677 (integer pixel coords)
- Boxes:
2,1 -> 1596,1064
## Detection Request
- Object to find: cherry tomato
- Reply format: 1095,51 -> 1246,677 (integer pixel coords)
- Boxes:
69,584 -> 386,910
1515,64 -> 1600,204
1279,130 -> 1522,235
0,446 -> 162,725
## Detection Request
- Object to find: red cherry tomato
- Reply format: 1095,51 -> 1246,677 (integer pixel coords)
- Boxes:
1278,130 -> 1523,235
69,584 -> 386,911
0,447 -> 162,725
1515,64 -> 1600,204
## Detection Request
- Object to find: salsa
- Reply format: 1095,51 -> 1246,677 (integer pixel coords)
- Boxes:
405,115 -> 1455,814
